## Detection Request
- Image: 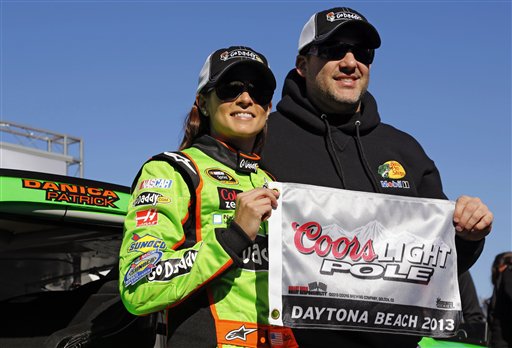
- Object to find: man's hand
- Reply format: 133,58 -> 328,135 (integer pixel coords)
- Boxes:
453,195 -> 493,241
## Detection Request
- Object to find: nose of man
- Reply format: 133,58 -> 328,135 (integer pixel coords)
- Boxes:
337,51 -> 358,70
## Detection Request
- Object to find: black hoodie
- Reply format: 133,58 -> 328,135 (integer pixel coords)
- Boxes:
261,69 -> 484,348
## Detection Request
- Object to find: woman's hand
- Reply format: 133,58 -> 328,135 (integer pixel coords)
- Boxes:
233,188 -> 280,240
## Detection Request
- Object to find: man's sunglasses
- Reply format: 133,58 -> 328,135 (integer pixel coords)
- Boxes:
214,81 -> 273,105
307,43 -> 375,65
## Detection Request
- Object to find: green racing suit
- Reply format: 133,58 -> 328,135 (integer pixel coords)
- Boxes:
119,135 -> 296,348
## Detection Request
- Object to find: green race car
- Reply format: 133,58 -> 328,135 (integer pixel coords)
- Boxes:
0,169 -> 160,348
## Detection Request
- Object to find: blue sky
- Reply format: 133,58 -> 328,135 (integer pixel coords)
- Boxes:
1,1 -> 511,302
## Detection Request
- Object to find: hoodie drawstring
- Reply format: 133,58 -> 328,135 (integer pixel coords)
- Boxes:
354,120 -> 382,193
321,114 -> 346,189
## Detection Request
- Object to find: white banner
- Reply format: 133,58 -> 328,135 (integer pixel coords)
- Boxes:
268,182 -> 461,337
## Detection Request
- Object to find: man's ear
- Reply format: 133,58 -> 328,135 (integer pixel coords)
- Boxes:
196,94 -> 209,116
296,55 -> 308,78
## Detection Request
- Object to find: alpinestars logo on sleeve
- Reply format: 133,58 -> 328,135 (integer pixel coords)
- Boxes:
225,325 -> 257,341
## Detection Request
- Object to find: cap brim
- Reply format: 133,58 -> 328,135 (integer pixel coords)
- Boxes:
202,60 -> 276,92
315,21 -> 381,49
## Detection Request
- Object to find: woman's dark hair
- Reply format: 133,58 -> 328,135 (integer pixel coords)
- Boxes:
179,103 -> 209,151
491,251 -> 512,286
178,94 -> 268,154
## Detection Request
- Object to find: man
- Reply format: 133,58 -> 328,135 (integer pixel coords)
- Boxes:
261,7 -> 494,347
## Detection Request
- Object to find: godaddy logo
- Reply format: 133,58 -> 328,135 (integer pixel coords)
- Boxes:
220,49 -> 263,63
326,11 -> 362,22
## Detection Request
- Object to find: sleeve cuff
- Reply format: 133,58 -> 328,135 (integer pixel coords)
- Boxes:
455,236 -> 485,274
215,221 -> 253,266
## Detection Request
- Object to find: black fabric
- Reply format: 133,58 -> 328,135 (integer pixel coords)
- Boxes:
260,69 -> 485,348
166,290 -> 217,348
488,264 -> 512,348
215,221 -> 254,267
459,272 -> 485,324
192,135 -> 262,173
42,278 -> 157,348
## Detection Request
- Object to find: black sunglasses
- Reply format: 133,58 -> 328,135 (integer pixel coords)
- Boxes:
308,43 -> 374,65
214,81 -> 273,105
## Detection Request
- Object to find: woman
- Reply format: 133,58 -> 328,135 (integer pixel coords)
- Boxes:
487,252 -> 512,348
119,46 -> 297,348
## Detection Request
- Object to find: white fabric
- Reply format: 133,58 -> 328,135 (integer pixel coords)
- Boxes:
268,182 -> 461,337
298,14 -> 317,52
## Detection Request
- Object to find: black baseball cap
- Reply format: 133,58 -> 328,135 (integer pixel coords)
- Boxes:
196,46 -> 276,94
298,7 -> 381,53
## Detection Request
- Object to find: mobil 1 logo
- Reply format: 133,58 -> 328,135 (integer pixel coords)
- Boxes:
217,187 -> 242,210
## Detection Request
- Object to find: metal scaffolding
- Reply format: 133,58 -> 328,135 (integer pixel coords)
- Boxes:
0,121 -> 83,177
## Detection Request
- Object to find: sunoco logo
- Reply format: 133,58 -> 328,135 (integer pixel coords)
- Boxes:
220,49 -> 264,63
326,11 -> 362,22
128,233 -> 167,253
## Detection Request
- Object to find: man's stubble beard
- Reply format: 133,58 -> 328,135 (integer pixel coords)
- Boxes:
311,75 -> 369,115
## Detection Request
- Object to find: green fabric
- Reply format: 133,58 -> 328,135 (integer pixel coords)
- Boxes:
418,337 -> 486,348
119,145 -> 272,327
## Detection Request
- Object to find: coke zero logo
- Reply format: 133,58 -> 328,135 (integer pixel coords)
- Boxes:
217,187 -> 242,210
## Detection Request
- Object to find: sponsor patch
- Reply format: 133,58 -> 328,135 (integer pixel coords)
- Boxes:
147,250 -> 198,282
133,191 -> 171,207
288,281 -> 328,295
124,250 -> 162,286
225,325 -> 257,341
205,168 -> 239,185
213,213 -> 232,225
217,187 -> 242,210
241,235 -> 268,271
380,180 -> 410,189
377,160 -> 406,179
378,161 -> 409,190
136,209 -> 158,227
139,178 -> 172,190
128,233 -> 167,253
21,179 -> 120,208
237,157 -> 258,173
213,214 -> 223,225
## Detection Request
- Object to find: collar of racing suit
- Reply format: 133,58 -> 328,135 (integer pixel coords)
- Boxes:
192,135 -> 261,174
276,69 -> 383,192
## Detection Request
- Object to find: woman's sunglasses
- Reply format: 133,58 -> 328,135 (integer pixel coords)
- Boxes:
214,81 -> 273,105
307,43 -> 374,65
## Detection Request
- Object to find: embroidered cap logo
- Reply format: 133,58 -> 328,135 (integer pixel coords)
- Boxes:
219,49 -> 264,64
326,11 -> 363,22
